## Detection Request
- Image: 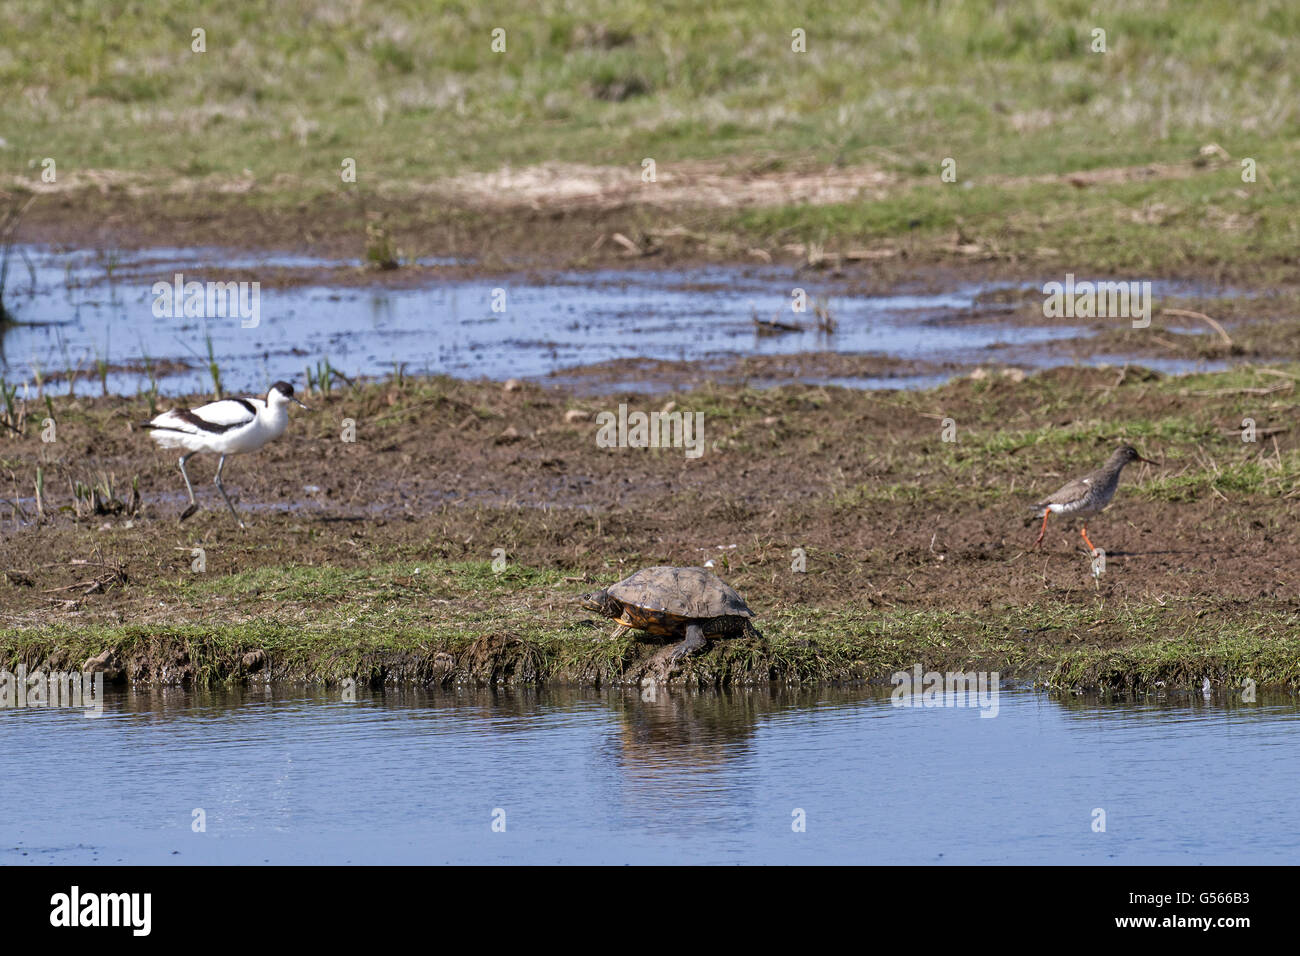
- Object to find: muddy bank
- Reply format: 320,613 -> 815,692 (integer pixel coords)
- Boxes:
2,365 -> 1299,691
11,160 -> 1299,288
546,352 -> 960,393
7,623 -> 1295,693
1,629 -> 891,689
10,185 -> 909,277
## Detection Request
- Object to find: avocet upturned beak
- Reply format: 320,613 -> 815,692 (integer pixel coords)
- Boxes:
294,397 -> 311,410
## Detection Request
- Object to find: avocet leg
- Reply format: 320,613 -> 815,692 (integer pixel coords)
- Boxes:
214,455 -> 245,529
178,454 -> 199,521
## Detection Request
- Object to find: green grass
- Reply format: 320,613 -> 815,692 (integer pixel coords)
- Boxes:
1137,453 -> 1300,501
964,417 -> 1217,455
727,167 -> 1300,272
7,581 -> 1299,689
1052,629 -> 1300,691
7,555 -> 1300,689
2,0 -> 1292,179
3,1 -> 1299,270
174,559 -> 576,604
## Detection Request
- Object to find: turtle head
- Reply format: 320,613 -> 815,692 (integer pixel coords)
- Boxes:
581,589 -> 621,619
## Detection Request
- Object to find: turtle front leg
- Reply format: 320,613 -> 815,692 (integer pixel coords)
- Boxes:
610,624 -> 632,640
668,623 -> 707,661
639,625 -> 707,686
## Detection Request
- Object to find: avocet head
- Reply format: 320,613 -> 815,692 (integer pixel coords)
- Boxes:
268,381 -> 310,410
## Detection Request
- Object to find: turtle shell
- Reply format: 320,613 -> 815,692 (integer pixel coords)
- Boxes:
607,566 -> 753,637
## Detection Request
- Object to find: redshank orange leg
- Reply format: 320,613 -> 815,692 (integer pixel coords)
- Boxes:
1033,508 -> 1050,548
1080,525 -> 1098,555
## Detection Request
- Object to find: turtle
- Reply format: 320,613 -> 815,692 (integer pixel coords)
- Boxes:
580,566 -> 763,661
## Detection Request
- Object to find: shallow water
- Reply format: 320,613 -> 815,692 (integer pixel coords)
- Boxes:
1,245 -> 1236,396
3,684 -> 1296,864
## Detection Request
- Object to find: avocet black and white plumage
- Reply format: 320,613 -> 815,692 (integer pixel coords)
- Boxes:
142,381 -> 309,527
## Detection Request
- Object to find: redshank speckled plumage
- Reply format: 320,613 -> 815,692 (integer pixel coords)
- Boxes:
1032,444 -> 1157,553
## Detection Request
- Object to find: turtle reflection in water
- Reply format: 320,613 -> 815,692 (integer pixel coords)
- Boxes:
581,566 -> 764,662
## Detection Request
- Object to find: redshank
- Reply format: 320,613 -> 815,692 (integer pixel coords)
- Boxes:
1031,444 -> 1157,553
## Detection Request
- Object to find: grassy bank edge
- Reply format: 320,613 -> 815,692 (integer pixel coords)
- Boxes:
5,616 -> 1298,692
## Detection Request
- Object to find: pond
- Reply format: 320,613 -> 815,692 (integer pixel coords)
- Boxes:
0,245 -> 1236,397
3,683 -> 1296,864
